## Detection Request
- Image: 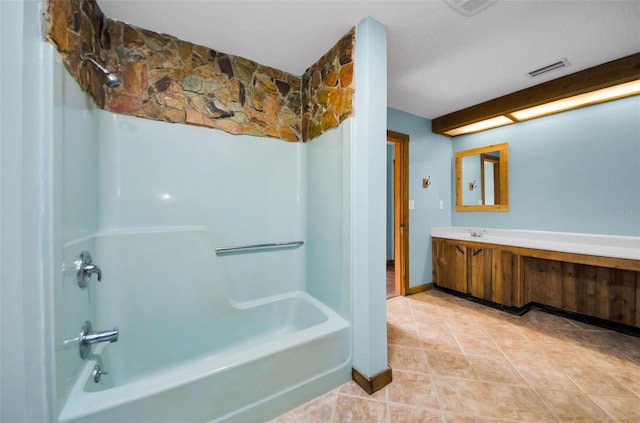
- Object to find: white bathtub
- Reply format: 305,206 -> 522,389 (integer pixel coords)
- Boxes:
58,228 -> 351,422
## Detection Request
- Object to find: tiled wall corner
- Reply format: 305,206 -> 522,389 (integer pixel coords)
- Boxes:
301,29 -> 355,141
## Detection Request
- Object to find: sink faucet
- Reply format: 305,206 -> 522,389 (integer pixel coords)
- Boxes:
79,321 -> 119,359
468,229 -> 486,238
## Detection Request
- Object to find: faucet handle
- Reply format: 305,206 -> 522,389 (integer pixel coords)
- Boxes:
75,251 -> 102,288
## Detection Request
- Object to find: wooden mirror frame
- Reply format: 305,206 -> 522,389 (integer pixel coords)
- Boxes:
455,142 -> 509,212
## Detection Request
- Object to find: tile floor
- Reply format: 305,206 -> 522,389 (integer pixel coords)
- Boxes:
271,289 -> 640,422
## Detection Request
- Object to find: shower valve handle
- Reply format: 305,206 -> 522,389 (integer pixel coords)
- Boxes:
75,251 -> 102,288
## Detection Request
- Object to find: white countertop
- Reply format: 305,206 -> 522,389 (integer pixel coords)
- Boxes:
431,227 -> 640,261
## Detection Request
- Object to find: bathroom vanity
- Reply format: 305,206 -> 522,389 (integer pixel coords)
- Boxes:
431,227 -> 640,330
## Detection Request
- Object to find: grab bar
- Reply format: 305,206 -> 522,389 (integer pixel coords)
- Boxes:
215,240 -> 304,255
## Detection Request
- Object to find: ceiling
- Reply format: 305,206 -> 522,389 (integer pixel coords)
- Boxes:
97,0 -> 640,120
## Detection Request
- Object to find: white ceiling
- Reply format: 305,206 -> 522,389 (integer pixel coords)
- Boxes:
98,0 -> 640,119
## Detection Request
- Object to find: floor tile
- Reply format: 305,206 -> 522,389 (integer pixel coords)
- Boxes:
425,350 -> 476,379
386,370 -> 440,408
511,358 -> 580,392
388,403 -> 443,423
589,394 -> 640,422
338,380 -> 387,402
535,389 -> 613,422
331,394 -> 387,423
561,366 -> 636,396
418,325 -> 462,353
388,344 -> 430,374
466,354 -> 526,385
387,323 -> 422,348
269,390 -> 337,423
477,382 -> 556,422
432,375 -> 489,415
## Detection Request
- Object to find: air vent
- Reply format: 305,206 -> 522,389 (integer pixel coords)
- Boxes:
444,0 -> 498,17
528,58 -> 571,78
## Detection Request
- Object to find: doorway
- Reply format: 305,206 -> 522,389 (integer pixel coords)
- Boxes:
386,130 -> 409,298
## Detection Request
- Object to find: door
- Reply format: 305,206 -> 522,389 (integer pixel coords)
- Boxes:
387,130 -> 409,296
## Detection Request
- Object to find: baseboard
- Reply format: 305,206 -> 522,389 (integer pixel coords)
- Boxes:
351,365 -> 392,395
405,282 -> 433,295
386,259 -> 394,268
433,284 -> 640,337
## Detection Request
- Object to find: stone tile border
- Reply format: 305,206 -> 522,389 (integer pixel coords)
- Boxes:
44,0 -> 354,142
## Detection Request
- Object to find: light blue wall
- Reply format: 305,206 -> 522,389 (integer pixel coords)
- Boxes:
352,17 -> 388,377
387,108 -> 453,288
1,1 -> 53,420
453,95 -> 640,236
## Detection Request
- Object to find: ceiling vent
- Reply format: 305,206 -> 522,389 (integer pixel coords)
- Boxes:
528,58 -> 571,78
444,0 -> 498,17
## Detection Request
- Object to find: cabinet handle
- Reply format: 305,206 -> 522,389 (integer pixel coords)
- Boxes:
473,248 -> 482,256
456,246 -> 465,254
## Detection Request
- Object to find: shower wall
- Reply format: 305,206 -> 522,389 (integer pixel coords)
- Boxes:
306,122 -> 352,319
97,112 -> 307,302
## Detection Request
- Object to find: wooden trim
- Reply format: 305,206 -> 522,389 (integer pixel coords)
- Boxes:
352,366 -> 392,395
432,237 -> 640,272
406,282 -> 433,295
387,130 -> 410,296
387,130 -> 409,142
432,53 -> 640,136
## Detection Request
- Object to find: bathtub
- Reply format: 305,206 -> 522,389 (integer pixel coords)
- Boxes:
58,227 -> 351,422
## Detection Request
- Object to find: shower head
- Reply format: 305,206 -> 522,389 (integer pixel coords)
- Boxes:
104,72 -> 122,88
81,55 -> 122,88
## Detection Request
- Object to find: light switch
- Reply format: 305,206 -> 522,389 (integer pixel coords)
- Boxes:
409,200 -> 415,210
439,200 -> 444,209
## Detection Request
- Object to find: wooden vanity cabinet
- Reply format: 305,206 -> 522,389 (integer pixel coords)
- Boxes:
432,236 -> 640,328
522,257 -> 639,327
432,238 -> 516,306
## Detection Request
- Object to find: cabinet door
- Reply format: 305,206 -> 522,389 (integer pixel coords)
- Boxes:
469,247 -> 492,299
469,247 -> 514,306
438,241 -> 467,293
492,249 -> 514,306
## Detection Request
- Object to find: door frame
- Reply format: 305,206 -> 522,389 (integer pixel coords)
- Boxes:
387,130 -> 410,296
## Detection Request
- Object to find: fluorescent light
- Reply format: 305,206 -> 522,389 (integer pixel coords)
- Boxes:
444,116 -> 514,136
512,79 -> 640,121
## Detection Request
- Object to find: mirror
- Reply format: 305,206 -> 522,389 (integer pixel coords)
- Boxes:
455,142 -> 509,212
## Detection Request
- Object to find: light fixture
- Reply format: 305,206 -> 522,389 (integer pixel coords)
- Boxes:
444,116 -> 514,136
469,180 -> 477,191
432,53 -> 640,137
511,79 -> 640,121
423,177 -> 432,188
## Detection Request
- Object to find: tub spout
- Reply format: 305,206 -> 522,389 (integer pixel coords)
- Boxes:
79,321 -> 119,359
84,328 -> 119,344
